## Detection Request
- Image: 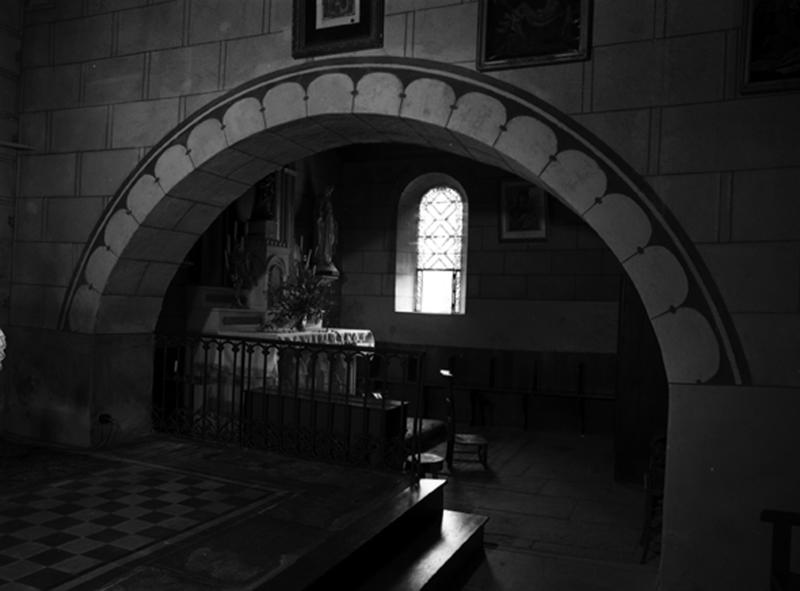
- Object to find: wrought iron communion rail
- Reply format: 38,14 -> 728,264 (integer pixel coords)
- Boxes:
153,333 -> 427,475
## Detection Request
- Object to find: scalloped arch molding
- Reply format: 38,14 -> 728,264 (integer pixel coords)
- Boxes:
59,57 -> 747,386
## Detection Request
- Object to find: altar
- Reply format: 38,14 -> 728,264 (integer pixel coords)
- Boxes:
181,327 -> 406,466
187,328 -> 376,413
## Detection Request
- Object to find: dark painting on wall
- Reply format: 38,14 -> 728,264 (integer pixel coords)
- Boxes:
254,174 -> 281,243
499,181 -> 549,241
477,0 -> 591,71
253,168 -> 295,246
292,0 -> 384,58
742,0 -> 800,92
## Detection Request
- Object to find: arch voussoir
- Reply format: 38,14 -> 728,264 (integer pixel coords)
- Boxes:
355,72 -> 404,116
400,78 -> 456,127
223,97 -> 266,146
494,116 -> 558,177
263,82 -> 306,127
307,72 -> 355,115
447,91 -> 507,146
625,246 -> 690,317
653,307 -> 720,383
126,175 -> 164,225
540,149 -> 607,214
155,145 -> 195,194
187,118 -> 228,168
583,193 -> 652,261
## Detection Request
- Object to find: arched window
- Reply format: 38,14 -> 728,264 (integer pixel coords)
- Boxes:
416,186 -> 464,313
395,174 -> 468,314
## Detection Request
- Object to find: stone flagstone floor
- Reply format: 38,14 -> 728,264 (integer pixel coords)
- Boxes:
0,424 -> 658,590
433,426 -> 659,591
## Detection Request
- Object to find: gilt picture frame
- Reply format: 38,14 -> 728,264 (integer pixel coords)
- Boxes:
477,0 -> 591,71
499,181 -> 549,241
741,0 -> 800,93
292,0 -> 384,58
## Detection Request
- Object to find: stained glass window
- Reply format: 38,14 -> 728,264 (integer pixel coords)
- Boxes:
415,186 -> 464,313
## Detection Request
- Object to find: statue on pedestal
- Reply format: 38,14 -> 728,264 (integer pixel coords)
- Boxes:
313,186 -> 339,280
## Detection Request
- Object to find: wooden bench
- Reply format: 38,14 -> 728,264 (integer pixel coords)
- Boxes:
244,388 -> 409,467
422,355 -> 615,434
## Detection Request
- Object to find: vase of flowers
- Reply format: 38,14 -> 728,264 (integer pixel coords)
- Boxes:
271,252 -> 333,330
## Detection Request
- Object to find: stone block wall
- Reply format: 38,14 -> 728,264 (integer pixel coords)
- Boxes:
0,0 -> 21,330
0,0 -> 22,419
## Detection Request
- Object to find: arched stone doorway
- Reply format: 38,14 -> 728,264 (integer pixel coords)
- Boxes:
58,57 -> 748,388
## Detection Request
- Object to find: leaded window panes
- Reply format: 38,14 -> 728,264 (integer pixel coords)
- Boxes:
415,186 -> 464,313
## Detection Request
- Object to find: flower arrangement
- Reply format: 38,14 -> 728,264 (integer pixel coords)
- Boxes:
270,251 -> 333,329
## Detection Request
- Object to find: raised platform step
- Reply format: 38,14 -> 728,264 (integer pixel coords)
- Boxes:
265,478 -> 447,590
354,509 -> 489,591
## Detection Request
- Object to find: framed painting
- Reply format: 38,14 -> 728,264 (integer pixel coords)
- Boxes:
499,181 -> 549,241
253,168 -> 296,246
292,0 -> 384,58
477,0 -> 591,71
741,0 -> 800,92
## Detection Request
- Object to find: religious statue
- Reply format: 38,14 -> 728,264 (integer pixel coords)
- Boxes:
313,186 -> 339,279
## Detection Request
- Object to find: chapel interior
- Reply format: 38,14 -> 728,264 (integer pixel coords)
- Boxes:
156,142 -> 668,481
0,1 -> 798,590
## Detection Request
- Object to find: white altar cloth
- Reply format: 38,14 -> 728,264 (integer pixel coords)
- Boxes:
218,328 -> 375,348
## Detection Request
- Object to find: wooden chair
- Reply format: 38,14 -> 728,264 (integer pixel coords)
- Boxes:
404,409 -> 447,477
441,368 -> 489,471
761,510 -> 800,590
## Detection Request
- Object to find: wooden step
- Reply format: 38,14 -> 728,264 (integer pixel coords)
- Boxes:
264,478 -> 447,591
354,509 -> 489,591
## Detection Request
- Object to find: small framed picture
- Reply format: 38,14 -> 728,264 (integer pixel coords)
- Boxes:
253,168 -> 296,246
477,0 -> 591,71
292,0 -> 384,59
741,0 -> 800,93
499,181 -> 549,241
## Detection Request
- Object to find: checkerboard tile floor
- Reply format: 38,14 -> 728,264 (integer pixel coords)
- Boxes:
0,462 -> 279,590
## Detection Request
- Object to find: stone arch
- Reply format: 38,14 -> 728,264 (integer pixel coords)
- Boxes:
59,57 -> 748,386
